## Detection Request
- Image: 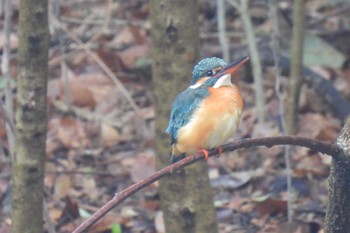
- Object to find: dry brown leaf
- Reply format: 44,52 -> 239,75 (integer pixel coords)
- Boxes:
142,199 -> 160,210
57,69 -> 97,108
82,178 -> 99,200
48,70 -> 116,109
226,196 -> 250,210
127,26 -> 147,44
252,195 -> 287,217
96,44 -> 127,73
54,174 -> 71,199
57,197 -> 80,228
295,155 -> 330,177
57,116 -> 89,149
130,152 -> 156,183
298,113 -> 340,142
113,26 -> 147,46
276,221 -> 312,233
117,43 -> 149,69
76,72 -> 115,104
49,207 -> 63,224
46,118 -> 64,156
100,123 -> 120,147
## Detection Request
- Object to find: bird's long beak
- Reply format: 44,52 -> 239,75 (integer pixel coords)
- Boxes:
214,56 -> 250,79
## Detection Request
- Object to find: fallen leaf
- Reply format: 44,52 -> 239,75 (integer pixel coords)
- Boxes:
96,44 -> 127,73
56,196 -> 80,230
130,152 -> 156,183
252,194 -> 287,216
100,123 -> 120,147
298,113 -> 340,142
276,220 -> 313,233
118,43 -> 150,69
57,116 -> 89,149
211,171 -> 252,190
61,70 -> 96,108
113,26 -> 147,46
54,174 -> 72,199
82,177 -> 99,200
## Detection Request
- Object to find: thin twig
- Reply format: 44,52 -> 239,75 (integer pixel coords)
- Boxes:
200,31 -> 245,39
72,136 -> 340,233
268,0 -> 293,227
217,0 -> 230,61
228,0 -> 266,122
307,3 -> 350,27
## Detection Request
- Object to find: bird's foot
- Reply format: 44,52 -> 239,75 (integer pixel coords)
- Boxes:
216,146 -> 223,158
198,149 -> 210,160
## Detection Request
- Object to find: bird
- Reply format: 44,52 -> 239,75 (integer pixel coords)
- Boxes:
166,56 -> 250,163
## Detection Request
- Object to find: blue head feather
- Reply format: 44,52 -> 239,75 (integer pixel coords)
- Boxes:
192,57 -> 227,84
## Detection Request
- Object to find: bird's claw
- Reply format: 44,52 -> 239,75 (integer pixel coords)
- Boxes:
198,149 -> 209,160
216,146 -> 223,158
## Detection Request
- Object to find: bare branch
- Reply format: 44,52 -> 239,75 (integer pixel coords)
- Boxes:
268,0 -> 293,227
217,0 -> 230,61
72,136 -> 340,233
228,0 -> 266,123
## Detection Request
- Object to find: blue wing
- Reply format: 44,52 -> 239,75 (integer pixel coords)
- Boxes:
166,87 -> 209,145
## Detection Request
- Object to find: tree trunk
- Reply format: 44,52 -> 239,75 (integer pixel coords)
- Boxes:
12,1 -> 49,232
150,0 -> 219,232
325,117 -> 350,233
285,0 -> 305,134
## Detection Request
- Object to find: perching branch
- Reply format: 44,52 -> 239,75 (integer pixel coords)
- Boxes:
72,136 -> 340,233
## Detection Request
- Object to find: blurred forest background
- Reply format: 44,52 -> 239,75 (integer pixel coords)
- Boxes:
1,0 -> 350,232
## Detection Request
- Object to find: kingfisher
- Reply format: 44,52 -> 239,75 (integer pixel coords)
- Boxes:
166,56 -> 250,163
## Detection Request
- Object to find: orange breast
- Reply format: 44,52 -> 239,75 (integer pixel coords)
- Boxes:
173,85 -> 243,155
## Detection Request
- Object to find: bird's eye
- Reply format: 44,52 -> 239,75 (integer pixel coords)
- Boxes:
206,70 -> 213,76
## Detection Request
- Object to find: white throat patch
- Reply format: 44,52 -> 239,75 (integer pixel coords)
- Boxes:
213,74 -> 232,88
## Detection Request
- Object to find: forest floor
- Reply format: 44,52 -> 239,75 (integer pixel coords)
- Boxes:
1,0 -> 350,232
